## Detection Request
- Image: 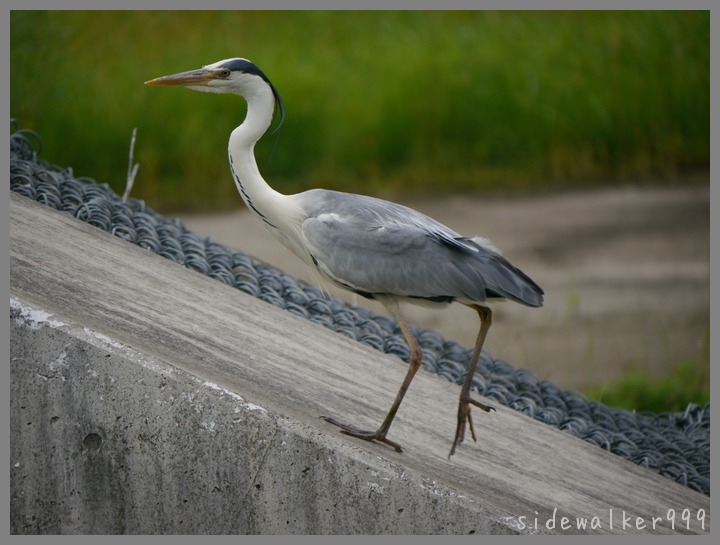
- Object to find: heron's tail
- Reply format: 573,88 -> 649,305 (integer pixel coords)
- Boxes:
460,237 -> 544,308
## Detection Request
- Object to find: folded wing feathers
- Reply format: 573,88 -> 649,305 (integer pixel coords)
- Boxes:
299,190 -> 544,307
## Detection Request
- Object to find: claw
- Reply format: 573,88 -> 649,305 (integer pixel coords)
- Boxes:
322,416 -> 403,452
448,397 -> 495,458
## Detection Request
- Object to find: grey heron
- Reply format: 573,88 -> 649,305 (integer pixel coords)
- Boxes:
146,58 -> 544,457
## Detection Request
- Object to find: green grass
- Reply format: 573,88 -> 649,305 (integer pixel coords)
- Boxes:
10,11 -> 709,211
584,360 -> 710,413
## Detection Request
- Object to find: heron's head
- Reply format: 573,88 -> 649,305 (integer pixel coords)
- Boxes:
146,58 -> 284,125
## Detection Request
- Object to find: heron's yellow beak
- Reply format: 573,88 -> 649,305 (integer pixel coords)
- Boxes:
145,68 -> 214,87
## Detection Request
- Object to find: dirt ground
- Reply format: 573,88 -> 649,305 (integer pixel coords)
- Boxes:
177,184 -> 710,392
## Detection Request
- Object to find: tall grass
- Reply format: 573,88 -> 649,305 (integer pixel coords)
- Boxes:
10,11 -> 709,211
584,360 -> 710,413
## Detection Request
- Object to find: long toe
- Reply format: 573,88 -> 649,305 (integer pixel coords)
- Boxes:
468,398 -> 495,413
449,397 -> 495,457
449,424 -> 464,458
322,416 -> 403,452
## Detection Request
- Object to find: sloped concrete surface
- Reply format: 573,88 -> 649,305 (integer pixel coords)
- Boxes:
9,193 -> 710,534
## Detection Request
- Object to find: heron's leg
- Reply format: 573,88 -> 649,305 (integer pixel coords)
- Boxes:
449,305 -> 495,458
322,300 -> 422,453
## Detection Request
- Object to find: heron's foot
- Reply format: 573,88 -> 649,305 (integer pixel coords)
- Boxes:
321,416 -> 403,452
448,396 -> 495,458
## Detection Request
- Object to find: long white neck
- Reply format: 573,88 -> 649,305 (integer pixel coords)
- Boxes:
227,84 -> 308,260
228,84 -> 286,228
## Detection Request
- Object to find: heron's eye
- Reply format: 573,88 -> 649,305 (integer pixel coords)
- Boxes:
217,69 -> 231,78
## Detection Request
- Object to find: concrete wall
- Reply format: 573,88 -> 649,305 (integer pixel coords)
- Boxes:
9,193 -> 710,535
11,298 -> 504,534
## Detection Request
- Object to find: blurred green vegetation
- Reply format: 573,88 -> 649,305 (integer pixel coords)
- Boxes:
11,11 -> 709,212
584,360 -> 710,413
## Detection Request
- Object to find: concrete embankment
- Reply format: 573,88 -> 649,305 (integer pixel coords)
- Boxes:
10,193 -> 710,534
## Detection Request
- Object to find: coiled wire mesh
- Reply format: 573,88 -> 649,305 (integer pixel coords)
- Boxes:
9,120 -> 709,495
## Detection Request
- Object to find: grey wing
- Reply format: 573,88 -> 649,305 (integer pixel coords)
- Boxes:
299,188 -> 483,253
300,202 -> 543,307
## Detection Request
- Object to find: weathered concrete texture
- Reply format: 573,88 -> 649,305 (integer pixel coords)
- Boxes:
10,300 -> 501,534
9,192 -> 710,535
